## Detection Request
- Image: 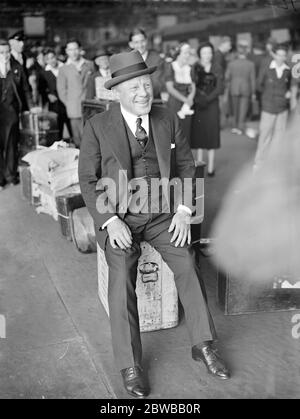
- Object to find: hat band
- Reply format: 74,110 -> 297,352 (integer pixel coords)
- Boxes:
112,62 -> 148,78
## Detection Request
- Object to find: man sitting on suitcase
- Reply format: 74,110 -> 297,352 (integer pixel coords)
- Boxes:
78,50 -> 230,398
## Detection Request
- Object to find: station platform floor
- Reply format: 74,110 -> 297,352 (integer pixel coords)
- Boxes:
0,128 -> 299,399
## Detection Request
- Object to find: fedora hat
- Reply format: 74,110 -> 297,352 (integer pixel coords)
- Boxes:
104,50 -> 157,90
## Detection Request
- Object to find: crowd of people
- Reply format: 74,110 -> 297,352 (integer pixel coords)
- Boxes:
0,27 -> 299,191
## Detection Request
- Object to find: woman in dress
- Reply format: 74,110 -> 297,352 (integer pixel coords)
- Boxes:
165,43 -> 195,145
191,42 -> 224,176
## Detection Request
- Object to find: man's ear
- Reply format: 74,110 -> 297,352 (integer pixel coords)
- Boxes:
128,41 -> 134,51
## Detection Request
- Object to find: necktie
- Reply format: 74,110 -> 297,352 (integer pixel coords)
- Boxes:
135,117 -> 148,148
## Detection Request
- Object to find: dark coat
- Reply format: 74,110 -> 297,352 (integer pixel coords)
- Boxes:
214,50 -> 227,75
78,103 -> 196,249
43,68 -> 67,114
144,50 -> 166,99
0,58 -> 31,111
191,62 -> 223,149
10,52 -> 28,80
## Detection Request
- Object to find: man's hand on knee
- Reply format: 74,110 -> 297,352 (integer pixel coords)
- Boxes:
168,210 -> 191,247
107,218 -> 133,250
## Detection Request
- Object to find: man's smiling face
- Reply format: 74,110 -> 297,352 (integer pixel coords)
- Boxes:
114,74 -> 153,116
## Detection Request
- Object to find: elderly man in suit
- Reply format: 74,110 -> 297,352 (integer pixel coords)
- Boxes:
226,40 -> 256,135
0,39 -> 31,190
57,39 -> 94,147
79,51 -> 230,398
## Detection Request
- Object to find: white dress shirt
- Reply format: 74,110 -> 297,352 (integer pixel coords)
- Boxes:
102,106 -> 191,230
141,51 -> 149,62
120,105 -> 149,136
0,60 -> 9,78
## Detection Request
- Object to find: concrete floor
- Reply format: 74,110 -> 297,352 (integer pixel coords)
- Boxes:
0,128 -> 300,399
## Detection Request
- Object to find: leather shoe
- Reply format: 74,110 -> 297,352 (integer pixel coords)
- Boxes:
192,342 -> 230,380
121,366 -> 149,398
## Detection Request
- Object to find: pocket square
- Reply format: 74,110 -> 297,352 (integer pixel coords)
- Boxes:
171,143 -> 176,149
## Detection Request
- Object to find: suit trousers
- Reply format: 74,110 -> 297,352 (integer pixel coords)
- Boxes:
70,117 -> 83,148
104,211 -> 217,371
254,110 -> 288,165
0,104 -> 19,185
231,95 -> 250,131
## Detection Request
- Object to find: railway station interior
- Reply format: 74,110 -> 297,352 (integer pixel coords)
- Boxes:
0,0 -> 300,399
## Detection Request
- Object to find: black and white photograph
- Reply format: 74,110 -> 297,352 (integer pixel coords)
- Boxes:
0,0 -> 300,401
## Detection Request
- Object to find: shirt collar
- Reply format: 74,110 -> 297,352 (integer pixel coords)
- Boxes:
66,57 -> 86,70
141,51 -> 148,62
269,60 -> 289,71
120,105 -> 149,137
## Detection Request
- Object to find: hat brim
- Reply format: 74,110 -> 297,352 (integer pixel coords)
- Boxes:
104,65 -> 157,90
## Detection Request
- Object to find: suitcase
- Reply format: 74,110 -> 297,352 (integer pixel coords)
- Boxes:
81,99 -> 111,125
217,270 -> 300,315
19,111 -> 59,157
56,193 -> 85,240
70,207 -> 97,253
97,241 -> 179,332
34,184 -> 81,220
19,164 -> 32,202
19,164 -> 41,206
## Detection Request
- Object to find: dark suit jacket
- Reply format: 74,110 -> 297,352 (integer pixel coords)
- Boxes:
43,69 -> 58,96
78,103 -> 196,249
43,69 -> 67,114
10,52 -> 28,80
226,57 -> 256,97
214,50 -> 227,75
0,58 -> 31,112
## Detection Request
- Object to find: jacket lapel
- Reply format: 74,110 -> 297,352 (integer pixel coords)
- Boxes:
101,104 -> 171,180
150,106 -> 171,179
101,103 -> 133,179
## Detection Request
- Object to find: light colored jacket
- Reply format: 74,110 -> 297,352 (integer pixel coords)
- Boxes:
57,59 -> 94,118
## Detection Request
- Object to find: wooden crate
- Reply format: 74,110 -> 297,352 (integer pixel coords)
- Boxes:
97,241 -> 178,332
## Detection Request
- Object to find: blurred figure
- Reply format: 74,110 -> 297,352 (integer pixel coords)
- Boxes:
86,49 -> 111,99
254,45 -> 292,168
214,37 -> 231,128
165,43 -> 195,144
190,42 -> 223,176
0,39 -> 31,190
57,39 -> 94,147
43,48 -> 72,140
248,41 -> 266,116
259,37 -> 277,75
249,41 -> 266,77
212,107 -> 300,283
226,40 -> 256,135
214,36 -> 232,76
128,28 -> 165,100
8,31 -> 28,78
